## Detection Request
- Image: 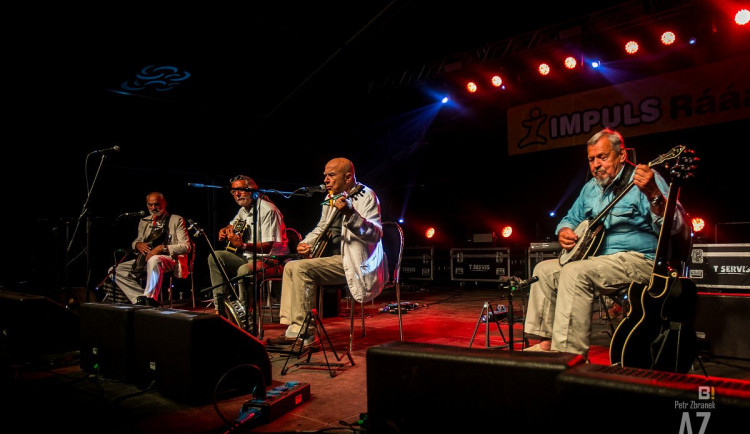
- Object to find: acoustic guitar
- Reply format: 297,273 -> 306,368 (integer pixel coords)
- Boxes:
558,145 -> 687,266
309,183 -> 364,258
608,147 -> 698,373
225,218 -> 248,254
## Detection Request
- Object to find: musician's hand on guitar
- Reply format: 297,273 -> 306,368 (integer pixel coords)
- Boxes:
558,227 -> 578,251
297,242 -> 312,257
218,224 -> 234,241
332,193 -> 353,216
135,242 -> 151,254
226,232 -> 243,249
633,164 -> 660,199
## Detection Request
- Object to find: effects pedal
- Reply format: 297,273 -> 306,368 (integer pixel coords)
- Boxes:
237,381 -> 311,425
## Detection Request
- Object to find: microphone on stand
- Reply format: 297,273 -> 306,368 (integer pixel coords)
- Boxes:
119,210 -> 147,218
91,145 -> 121,154
510,275 -> 539,289
298,184 -> 327,196
187,182 -> 225,189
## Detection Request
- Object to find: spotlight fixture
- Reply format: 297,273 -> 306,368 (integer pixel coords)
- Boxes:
466,82 -> 478,93
491,75 -> 503,87
736,9 -> 750,25
660,31 -> 676,45
625,40 -> 639,54
564,56 -> 577,69
538,63 -> 551,76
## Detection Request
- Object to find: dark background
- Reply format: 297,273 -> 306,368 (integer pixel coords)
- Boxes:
3,1 -> 748,297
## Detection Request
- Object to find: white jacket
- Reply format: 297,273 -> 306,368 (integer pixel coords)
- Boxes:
302,184 -> 388,303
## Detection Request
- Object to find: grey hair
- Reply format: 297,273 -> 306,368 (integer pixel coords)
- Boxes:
587,128 -> 625,155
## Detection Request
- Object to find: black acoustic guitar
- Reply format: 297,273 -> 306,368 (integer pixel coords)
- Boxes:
609,148 -> 698,373
559,145 -> 687,266
309,183 -> 364,258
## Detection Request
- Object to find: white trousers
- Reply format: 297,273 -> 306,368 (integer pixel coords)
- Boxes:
112,255 -> 175,303
524,252 -> 653,355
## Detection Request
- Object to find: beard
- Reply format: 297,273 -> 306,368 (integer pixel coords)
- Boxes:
594,172 -> 612,187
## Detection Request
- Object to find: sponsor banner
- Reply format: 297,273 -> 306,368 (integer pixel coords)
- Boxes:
507,55 -> 750,155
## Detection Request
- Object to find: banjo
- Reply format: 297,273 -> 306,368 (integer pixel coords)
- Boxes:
558,145 -> 686,266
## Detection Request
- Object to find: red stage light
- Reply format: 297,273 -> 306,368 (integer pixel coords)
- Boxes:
691,217 -> 706,233
425,227 -> 436,239
736,9 -> 750,25
625,40 -> 639,54
491,75 -> 503,87
538,63 -> 550,76
661,31 -> 676,45
466,82 -> 477,93
564,56 -> 577,69
501,226 -> 513,238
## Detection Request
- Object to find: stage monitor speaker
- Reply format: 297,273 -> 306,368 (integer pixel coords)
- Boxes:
79,302 -> 152,382
695,292 -> 750,360
366,341 -> 585,432
132,308 -> 272,404
557,363 -> 750,433
0,290 -> 80,363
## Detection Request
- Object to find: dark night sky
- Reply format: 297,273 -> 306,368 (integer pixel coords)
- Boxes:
3,1 -> 748,294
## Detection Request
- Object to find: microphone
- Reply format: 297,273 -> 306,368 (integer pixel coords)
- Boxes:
92,145 -> 121,154
303,184 -> 327,193
501,276 -> 539,290
119,210 -> 147,218
187,183 -> 224,189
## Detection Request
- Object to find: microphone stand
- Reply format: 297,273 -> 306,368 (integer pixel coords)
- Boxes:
66,152 -> 109,301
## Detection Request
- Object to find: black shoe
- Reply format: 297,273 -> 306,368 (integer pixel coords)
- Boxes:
135,296 -> 148,306
266,334 -> 296,346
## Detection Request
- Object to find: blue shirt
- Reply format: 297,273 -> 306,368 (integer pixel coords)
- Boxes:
556,166 -> 679,261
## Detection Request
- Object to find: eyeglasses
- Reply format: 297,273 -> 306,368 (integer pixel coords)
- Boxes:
230,188 -> 253,193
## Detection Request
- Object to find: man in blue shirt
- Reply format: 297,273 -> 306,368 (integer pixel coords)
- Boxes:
524,128 -> 685,356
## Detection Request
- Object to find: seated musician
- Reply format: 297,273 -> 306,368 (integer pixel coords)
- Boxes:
111,192 -> 192,307
267,158 -> 387,351
524,128 -> 686,357
206,175 -> 288,317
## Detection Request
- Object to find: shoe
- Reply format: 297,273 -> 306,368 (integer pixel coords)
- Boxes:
291,336 -> 319,353
523,343 -> 558,352
135,296 -> 148,306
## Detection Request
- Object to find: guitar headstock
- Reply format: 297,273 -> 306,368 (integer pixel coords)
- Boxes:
648,145 -> 685,167
669,147 -> 699,182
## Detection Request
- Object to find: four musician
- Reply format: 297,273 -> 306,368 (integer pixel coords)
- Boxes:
111,192 -> 192,306
267,158 -> 387,351
524,128 -> 687,357
206,175 -> 289,317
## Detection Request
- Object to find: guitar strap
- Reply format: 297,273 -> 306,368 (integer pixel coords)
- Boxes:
609,162 -> 635,198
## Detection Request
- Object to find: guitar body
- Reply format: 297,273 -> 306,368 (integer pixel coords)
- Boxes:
611,274 -> 698,373
558,219 -> 605,266
225,219 -> 247,254
608,280 -> 647,365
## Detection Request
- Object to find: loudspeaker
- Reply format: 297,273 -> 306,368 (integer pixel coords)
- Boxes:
132,308 -> 272,404
0,291 -> 80,363
557,363 -> 750,433
695,292 -> 750,360
366,341 -> 585,432
79,302 -> 151,381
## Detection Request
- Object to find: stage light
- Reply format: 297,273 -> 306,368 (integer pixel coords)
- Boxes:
549,211 -> 556,217
501,226 -> 513,238
660,31 -> 676,45
564,56 -> 577,69
691,217 -> 706,234
689,37 -> 697,45
625,40 -> 639,54
491,75 -> 503,87
591,60 -> 601,68
425,227 -> 436,239
736,9 -> 750,25
538,63 -> 550,76
398,217 -> 405,224
466,81 -> 477,93
441,97 -> 449,104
